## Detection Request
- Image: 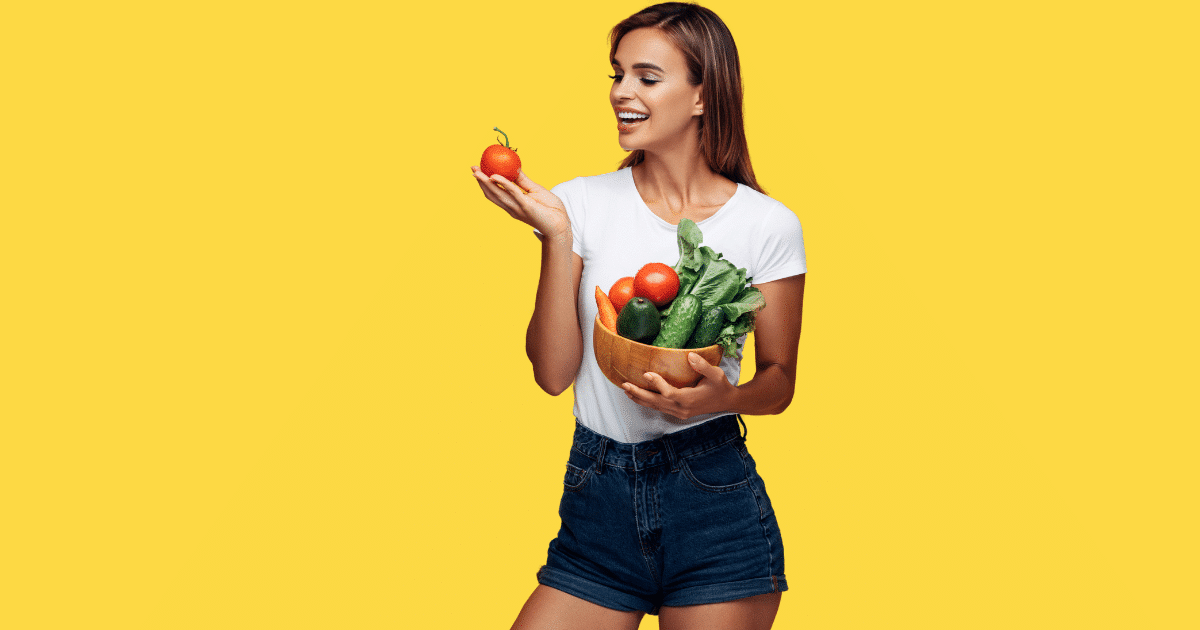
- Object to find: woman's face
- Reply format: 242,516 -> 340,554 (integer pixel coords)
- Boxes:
609,28 -> 703,153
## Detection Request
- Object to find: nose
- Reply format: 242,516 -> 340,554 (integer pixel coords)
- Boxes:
611,76 -> 634,102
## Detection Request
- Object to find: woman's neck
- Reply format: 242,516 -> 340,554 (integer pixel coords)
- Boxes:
631,153 -> 736,221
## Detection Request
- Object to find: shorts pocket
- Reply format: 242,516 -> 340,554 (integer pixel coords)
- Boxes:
563,447 -> 596,492
680,440 -> 750,493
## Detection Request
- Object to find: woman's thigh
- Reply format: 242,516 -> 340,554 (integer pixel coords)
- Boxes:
511,585 -> 645,630
658,592 -> 782,630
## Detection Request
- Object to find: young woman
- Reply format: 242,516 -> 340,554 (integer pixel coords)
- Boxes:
471,3 -> 806,628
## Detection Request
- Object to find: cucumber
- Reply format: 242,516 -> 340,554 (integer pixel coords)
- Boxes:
687,306 -> 726,348
652,294 -> 702,348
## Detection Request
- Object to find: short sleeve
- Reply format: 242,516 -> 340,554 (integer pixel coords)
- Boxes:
752,201 -> 807,284
529,177 -> 585,258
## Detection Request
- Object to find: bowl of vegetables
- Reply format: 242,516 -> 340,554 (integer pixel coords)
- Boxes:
593,314 -> 723,390
592,218 -> 767,391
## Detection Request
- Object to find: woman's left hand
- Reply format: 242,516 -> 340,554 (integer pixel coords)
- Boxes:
622,353 -> 737,421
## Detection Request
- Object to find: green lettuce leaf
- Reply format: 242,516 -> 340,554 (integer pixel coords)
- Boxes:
688,257 -> 747,310
712,288 -> 765,357
664,221 -> 718,319
718,287 -> 766,321
716,313 -> 757,358
663,218 -> 766,354
672,218 -> 706,274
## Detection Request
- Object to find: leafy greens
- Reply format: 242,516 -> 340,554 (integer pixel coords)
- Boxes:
668,219 -> 765,358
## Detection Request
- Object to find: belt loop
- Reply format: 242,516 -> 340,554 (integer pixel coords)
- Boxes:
737,414 -> 748,441
596,438 -> 606,475
663,437 -> 679,472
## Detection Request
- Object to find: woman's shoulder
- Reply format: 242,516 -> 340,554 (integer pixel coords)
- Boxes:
730,184 -> 799,226
547,169 -> 635,238
552,168 -> 631,197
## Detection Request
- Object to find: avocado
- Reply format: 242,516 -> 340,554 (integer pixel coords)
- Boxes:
616,297 -> 660,343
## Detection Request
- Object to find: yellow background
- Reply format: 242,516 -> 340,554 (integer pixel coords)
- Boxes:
2,1 -> 1196,628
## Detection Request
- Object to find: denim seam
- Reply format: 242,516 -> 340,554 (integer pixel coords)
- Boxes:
747,476 -> 777,580
572,444 -> 599,462
676,433 -> 741,461
631,468 -> 662,590
663,439 -> 680,472
563,463 -> 593,492
660,575 -> 782,608
678,441 -> 752,493
650,474 -> 663,586
580,425 -> 743,472
679,459 -> 751,493
537,565 -> 654,614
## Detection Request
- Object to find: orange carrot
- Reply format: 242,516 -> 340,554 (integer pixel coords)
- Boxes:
595,286 -> 618,332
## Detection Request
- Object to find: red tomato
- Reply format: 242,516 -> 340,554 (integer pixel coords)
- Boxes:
634,263 -> 680,307
608,277 -> 636,313
480,126 -> 521,182
480,144 -> 520,182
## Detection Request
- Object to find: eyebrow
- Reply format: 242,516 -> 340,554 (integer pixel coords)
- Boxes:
610,61 -> 666,72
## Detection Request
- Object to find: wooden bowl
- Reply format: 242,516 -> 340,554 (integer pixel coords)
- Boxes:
593,315 -> 724,390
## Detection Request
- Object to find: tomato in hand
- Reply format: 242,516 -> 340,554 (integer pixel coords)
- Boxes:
480,126 -> 521,183
633,262 -> 680,307
608,276 -> 636,313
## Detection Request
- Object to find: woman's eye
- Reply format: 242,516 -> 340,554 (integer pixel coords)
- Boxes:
608,74 -> 659,86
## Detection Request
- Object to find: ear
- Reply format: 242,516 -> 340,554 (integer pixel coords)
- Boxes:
693,86 -> 705,116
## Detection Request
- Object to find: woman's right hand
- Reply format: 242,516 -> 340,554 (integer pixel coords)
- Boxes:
471,166 -> 570,241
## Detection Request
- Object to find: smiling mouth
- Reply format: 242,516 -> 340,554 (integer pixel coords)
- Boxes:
618,113 -> 649,128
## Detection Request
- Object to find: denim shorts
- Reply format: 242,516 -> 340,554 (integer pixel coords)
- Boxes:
536,415 -> 787,615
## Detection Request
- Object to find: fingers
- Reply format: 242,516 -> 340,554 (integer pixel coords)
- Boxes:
516,169 -> 545,193
490,173 -> 527,200
624,360 -> 730,421
688,352 -> 724,379
624,379 -> 689,420
478,168 -> 525,204
471,165 -> 502,198
622,372 -> 676,403
471,166 -> 523,215
643,371 -> 678,396
470,166 -> 565,235
471,167 -> 504,203
490,176 -> 522,207
622,380 -> 660,407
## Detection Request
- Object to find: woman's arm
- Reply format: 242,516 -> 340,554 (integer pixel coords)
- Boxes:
729,273 -> 805,414
471,167 -> 584,395
525,242 -> 584,395
621,273 -> 805,419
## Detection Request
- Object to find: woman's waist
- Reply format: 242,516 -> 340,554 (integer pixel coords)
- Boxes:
569,413 -> 743,470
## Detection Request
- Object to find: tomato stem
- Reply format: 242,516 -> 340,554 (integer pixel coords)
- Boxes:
493,126 -> 513,149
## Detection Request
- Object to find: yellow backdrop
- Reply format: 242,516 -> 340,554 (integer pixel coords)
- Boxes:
2,1 -> 1196,628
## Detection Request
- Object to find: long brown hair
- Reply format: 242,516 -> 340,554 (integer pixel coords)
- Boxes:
609,2 -> 764,194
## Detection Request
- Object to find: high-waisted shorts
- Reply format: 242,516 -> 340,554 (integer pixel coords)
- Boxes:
536,415 -> 787,615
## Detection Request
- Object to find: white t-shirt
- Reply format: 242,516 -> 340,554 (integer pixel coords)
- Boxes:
549,167 -> 807,443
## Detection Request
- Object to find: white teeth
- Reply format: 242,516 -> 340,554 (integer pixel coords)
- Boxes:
619,112 -> 649,120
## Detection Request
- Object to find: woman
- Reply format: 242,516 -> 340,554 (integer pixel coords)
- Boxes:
471,3 -> 806,628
